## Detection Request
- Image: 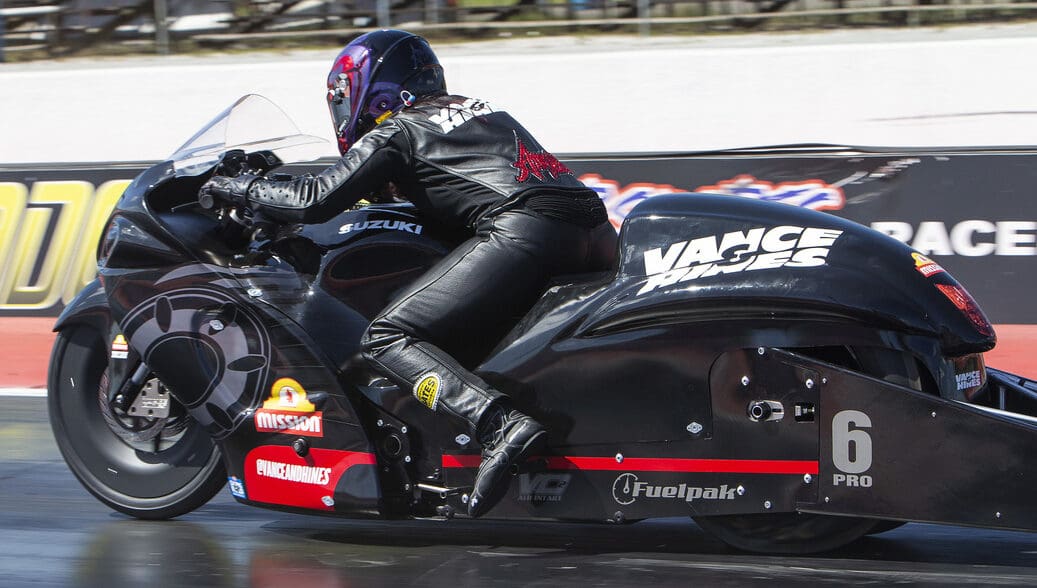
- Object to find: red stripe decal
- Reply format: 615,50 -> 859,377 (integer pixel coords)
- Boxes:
442,454 -> 817,475
442,454 -> 482,468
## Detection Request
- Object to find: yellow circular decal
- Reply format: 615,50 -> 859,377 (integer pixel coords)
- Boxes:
414,374 -> 441,411
262,377 -> 316,412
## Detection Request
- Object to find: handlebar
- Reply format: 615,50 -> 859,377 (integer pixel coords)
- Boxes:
198,149 -> 284,211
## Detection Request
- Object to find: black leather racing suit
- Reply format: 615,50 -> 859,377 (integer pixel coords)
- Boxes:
245,93 -> 617,432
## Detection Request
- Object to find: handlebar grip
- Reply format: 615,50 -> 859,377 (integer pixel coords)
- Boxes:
198,191 -> 215,210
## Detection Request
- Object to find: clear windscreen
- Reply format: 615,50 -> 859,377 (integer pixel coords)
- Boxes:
169,94 -> 329,176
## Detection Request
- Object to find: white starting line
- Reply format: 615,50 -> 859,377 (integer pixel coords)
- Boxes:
0,389 -> 48,398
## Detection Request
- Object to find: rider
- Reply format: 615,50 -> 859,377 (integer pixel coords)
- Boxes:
199,29 -> 617,517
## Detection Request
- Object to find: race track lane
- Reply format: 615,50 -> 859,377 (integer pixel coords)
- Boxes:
2,397 -> 1035,588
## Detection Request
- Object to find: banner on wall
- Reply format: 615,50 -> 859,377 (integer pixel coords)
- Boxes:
3,147 -> 1037,321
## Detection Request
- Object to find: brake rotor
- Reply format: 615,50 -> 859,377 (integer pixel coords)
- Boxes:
98,369 -> 188,445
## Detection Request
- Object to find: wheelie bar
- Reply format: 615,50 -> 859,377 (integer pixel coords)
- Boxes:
765,350 -> 1037,532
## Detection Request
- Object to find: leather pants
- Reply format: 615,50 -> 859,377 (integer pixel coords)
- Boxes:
360,209 -> 617,431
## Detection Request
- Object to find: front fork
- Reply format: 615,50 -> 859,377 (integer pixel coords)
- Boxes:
109,361 -> 149,412
105,334 -> 172,420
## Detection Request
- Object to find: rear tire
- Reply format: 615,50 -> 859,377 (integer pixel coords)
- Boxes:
692,346 -> 924,554
694,511 -> 880,554
48,323 -> 226,519
867,520 -> 907,535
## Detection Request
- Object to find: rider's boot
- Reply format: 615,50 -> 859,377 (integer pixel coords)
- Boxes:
467,404 -> 547,518
360,330 -> 547,517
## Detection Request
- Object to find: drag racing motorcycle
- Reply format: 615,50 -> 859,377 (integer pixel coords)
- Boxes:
48,95 -> 1037,554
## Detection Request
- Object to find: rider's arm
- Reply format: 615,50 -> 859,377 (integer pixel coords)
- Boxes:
246,120 -> 409,224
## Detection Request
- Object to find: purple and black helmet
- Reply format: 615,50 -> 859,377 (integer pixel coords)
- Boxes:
327,29 -> 446,154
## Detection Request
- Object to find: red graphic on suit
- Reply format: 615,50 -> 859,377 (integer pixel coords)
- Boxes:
512,139 -> 573,183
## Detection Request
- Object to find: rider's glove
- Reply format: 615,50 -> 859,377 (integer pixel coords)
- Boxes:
198,174 -> 258,209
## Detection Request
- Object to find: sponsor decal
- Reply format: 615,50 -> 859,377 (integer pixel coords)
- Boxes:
831,410 -> 874,488
255,409 -> 324,437
695,174 -> 846,211
580,173 -> 849,232
518,473 -> 571,503
872,220 -> 1037,257
912,252 -> 945,277
262,378 -> 316,412
227,476 -> 246,499
110,334 -> 129,360
952,354 -> 987,400
413,373 -> 441,411
955,370 -> 982,391
512,138 -> 573,183
0,179 -> 130,311
338,219 -> 423,235
442,454 -> 818,474
256,458 -> 332,485
637,225 -> 844,295
244,445 -> 376,511
429,97 -> 495,133
611,473 -> 736,505
454,433 -> 471,446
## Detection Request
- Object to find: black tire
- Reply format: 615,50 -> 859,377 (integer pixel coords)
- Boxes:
693,346 -> 924,554
867,520 -> 907,535
694,511 -> 880,555
48,322 -> 226,519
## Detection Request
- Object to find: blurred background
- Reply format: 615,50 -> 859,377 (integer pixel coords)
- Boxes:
4,0 -> 1037,59
2,1 -> 1037,161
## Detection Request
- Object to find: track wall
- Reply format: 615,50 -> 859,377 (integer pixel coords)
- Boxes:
3,146 -> 1037,322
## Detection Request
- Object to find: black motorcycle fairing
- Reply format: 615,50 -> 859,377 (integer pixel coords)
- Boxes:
482,193 -> 994,384
51,279 -> 145,409
297,201 -> 464,250
90,157 -> 468,516
107,269 -> 385,512
594,193 -> 994,356
53,278 -> 110,334
302,203 -> 462,322
99,162 -> 249,274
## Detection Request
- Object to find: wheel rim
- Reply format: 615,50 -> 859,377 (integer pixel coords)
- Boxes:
97,369 -> 189,450
50,324 -> 222,502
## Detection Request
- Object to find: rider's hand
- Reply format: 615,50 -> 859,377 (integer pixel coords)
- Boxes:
198,174 -> 258,209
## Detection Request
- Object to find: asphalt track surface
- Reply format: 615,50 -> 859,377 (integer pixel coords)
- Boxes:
2,396 -> 1035,587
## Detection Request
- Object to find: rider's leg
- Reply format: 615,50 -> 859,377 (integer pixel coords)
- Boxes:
360,209 -> 602,517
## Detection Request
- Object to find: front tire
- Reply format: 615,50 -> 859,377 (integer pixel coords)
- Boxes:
692,346 -> 924,554
48,323 -> 226,519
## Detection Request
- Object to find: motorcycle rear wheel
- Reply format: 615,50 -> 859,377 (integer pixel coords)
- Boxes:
692,346 -> 923,554
48,322 -> 226,519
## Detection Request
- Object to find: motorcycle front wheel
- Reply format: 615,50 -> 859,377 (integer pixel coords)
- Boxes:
692,346 -> 923,554
48,322 -> 226,519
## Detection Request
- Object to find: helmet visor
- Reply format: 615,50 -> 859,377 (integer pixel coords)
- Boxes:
328,72 -> 353,135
